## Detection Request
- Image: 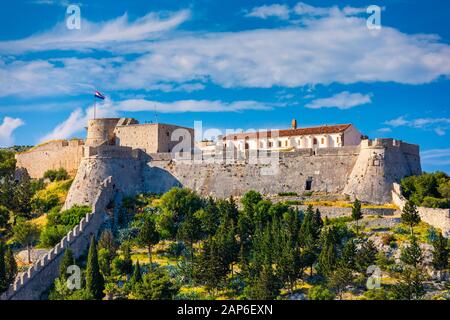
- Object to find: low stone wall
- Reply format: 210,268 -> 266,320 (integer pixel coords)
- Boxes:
392,183 -> 450,238
0,177 -> 115,300
294,205 -> 397,218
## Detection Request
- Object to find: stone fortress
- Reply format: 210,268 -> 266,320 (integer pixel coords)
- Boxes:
5,117 -> 450,300
16,117 -> 422,207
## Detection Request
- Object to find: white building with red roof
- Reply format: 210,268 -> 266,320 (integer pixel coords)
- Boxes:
219,119 -> 363,152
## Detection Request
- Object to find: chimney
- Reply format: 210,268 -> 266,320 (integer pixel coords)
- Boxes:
291,118 -> 297,129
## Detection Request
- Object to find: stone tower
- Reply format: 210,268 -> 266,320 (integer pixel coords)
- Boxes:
343,139 -> 421,203
85,118 -> 121,147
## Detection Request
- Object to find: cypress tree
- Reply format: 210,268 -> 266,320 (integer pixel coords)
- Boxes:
340,239 -> 357,269
5,246 -> 17,283
59,249 -> 75,281
131,260 -> 142,284
355,240 -> 378,273
86,236 -> 105,300
351,199 -> 363,235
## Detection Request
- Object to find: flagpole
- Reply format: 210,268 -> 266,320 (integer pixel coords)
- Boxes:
93,92 -> 96,120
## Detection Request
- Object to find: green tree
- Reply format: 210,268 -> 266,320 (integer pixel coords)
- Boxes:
351,198 -> 363,235
0,205 -> 10,229
0,243 -> 6,292
59,249 -> 75,281
98,229 -> 117,266
340,239 -> 357,269
400,236 -> 423,269
137,217 -> 160,266
133,267 -> 179,300
355,240 -> 378,273
307,285 -> 335,300
250,264 -> 281,300
401,201 -> 421,236
392,267 -> 426,300
13,220 -> 40,263
131,260 -> 142,284
4,246 -> 17,284
317,227 -> 338,276
432,232 -> 449,278
177,212 -> 201,265
85,237 -> 105,300
328,266 -> 354,299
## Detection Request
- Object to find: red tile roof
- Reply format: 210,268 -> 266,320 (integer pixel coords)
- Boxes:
223,124 -> 352,140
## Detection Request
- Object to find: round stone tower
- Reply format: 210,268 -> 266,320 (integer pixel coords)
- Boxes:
343,139 -> 421,204
85,118 -> 121,147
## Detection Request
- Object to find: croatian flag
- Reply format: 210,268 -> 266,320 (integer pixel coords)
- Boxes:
94,91 -> 105,100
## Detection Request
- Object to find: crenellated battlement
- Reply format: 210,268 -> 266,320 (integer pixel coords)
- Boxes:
1,176 -> 115,300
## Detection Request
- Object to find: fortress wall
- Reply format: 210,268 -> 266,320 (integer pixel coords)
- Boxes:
115,124 -> 159,153
15,140 -> 84,179
157,124 -> 195,153
85,118 -> 120,147
63,147 -> 145,210
343,139 -> 422,204
144,148 -> 360,198
1,177 -> 115,300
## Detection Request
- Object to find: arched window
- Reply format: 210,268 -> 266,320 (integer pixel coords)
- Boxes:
313,138 -> 318,145
321,138 -> 324,144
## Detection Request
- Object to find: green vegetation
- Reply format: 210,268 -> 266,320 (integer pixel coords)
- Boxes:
401,172 -> 450,208
43,168 -> 69,182
40,206 -> 91,247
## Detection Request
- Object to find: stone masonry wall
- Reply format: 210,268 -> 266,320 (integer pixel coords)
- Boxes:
16,140 -> 84,179
145,147 -> 360,198
0,177 -> 115,300
392,183 -> 450,238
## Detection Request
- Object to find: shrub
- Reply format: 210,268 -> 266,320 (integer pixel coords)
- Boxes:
307,285 -> 335,300
278,192 -> 298,197
381,233 -> 396,246
40,225 -> 69,247
31,193 -> 60,214
43,168 -> 69,182
303,191 -> 314,197
421,197 -> 450,209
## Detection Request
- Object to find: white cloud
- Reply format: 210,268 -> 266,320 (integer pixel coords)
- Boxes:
377,127 -> 392,133
0,117 -> 25,147
115,99 -> 272,113
39,100 -> 118,142
39,98 -> 271,142
0,10 -> 190,54
421,149 -> 450,166
245,4 -> 290,20
1,4 -> 450,98
305,91 -> 372,109
385,116 -> 450,135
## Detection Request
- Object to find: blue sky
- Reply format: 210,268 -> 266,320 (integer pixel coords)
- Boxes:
0,0 -> 449,173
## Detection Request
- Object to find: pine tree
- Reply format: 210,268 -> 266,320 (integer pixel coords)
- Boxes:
432,232 -> 449,276
400,236 -> 422,269
340,239 -> 357,269
355,240 -> 378,273
401,201 -> 421,236
98,229 -> 117,263
137,217 -> 160,266
5,246 -> 17,284
85,236 -> 105,300
131,260 -> 142,284
328,266 -> 354,300
251,264 -> 281,300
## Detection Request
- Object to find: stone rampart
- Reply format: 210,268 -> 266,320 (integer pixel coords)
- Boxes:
0,176 -> 115,300
15,140 -> 84,179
